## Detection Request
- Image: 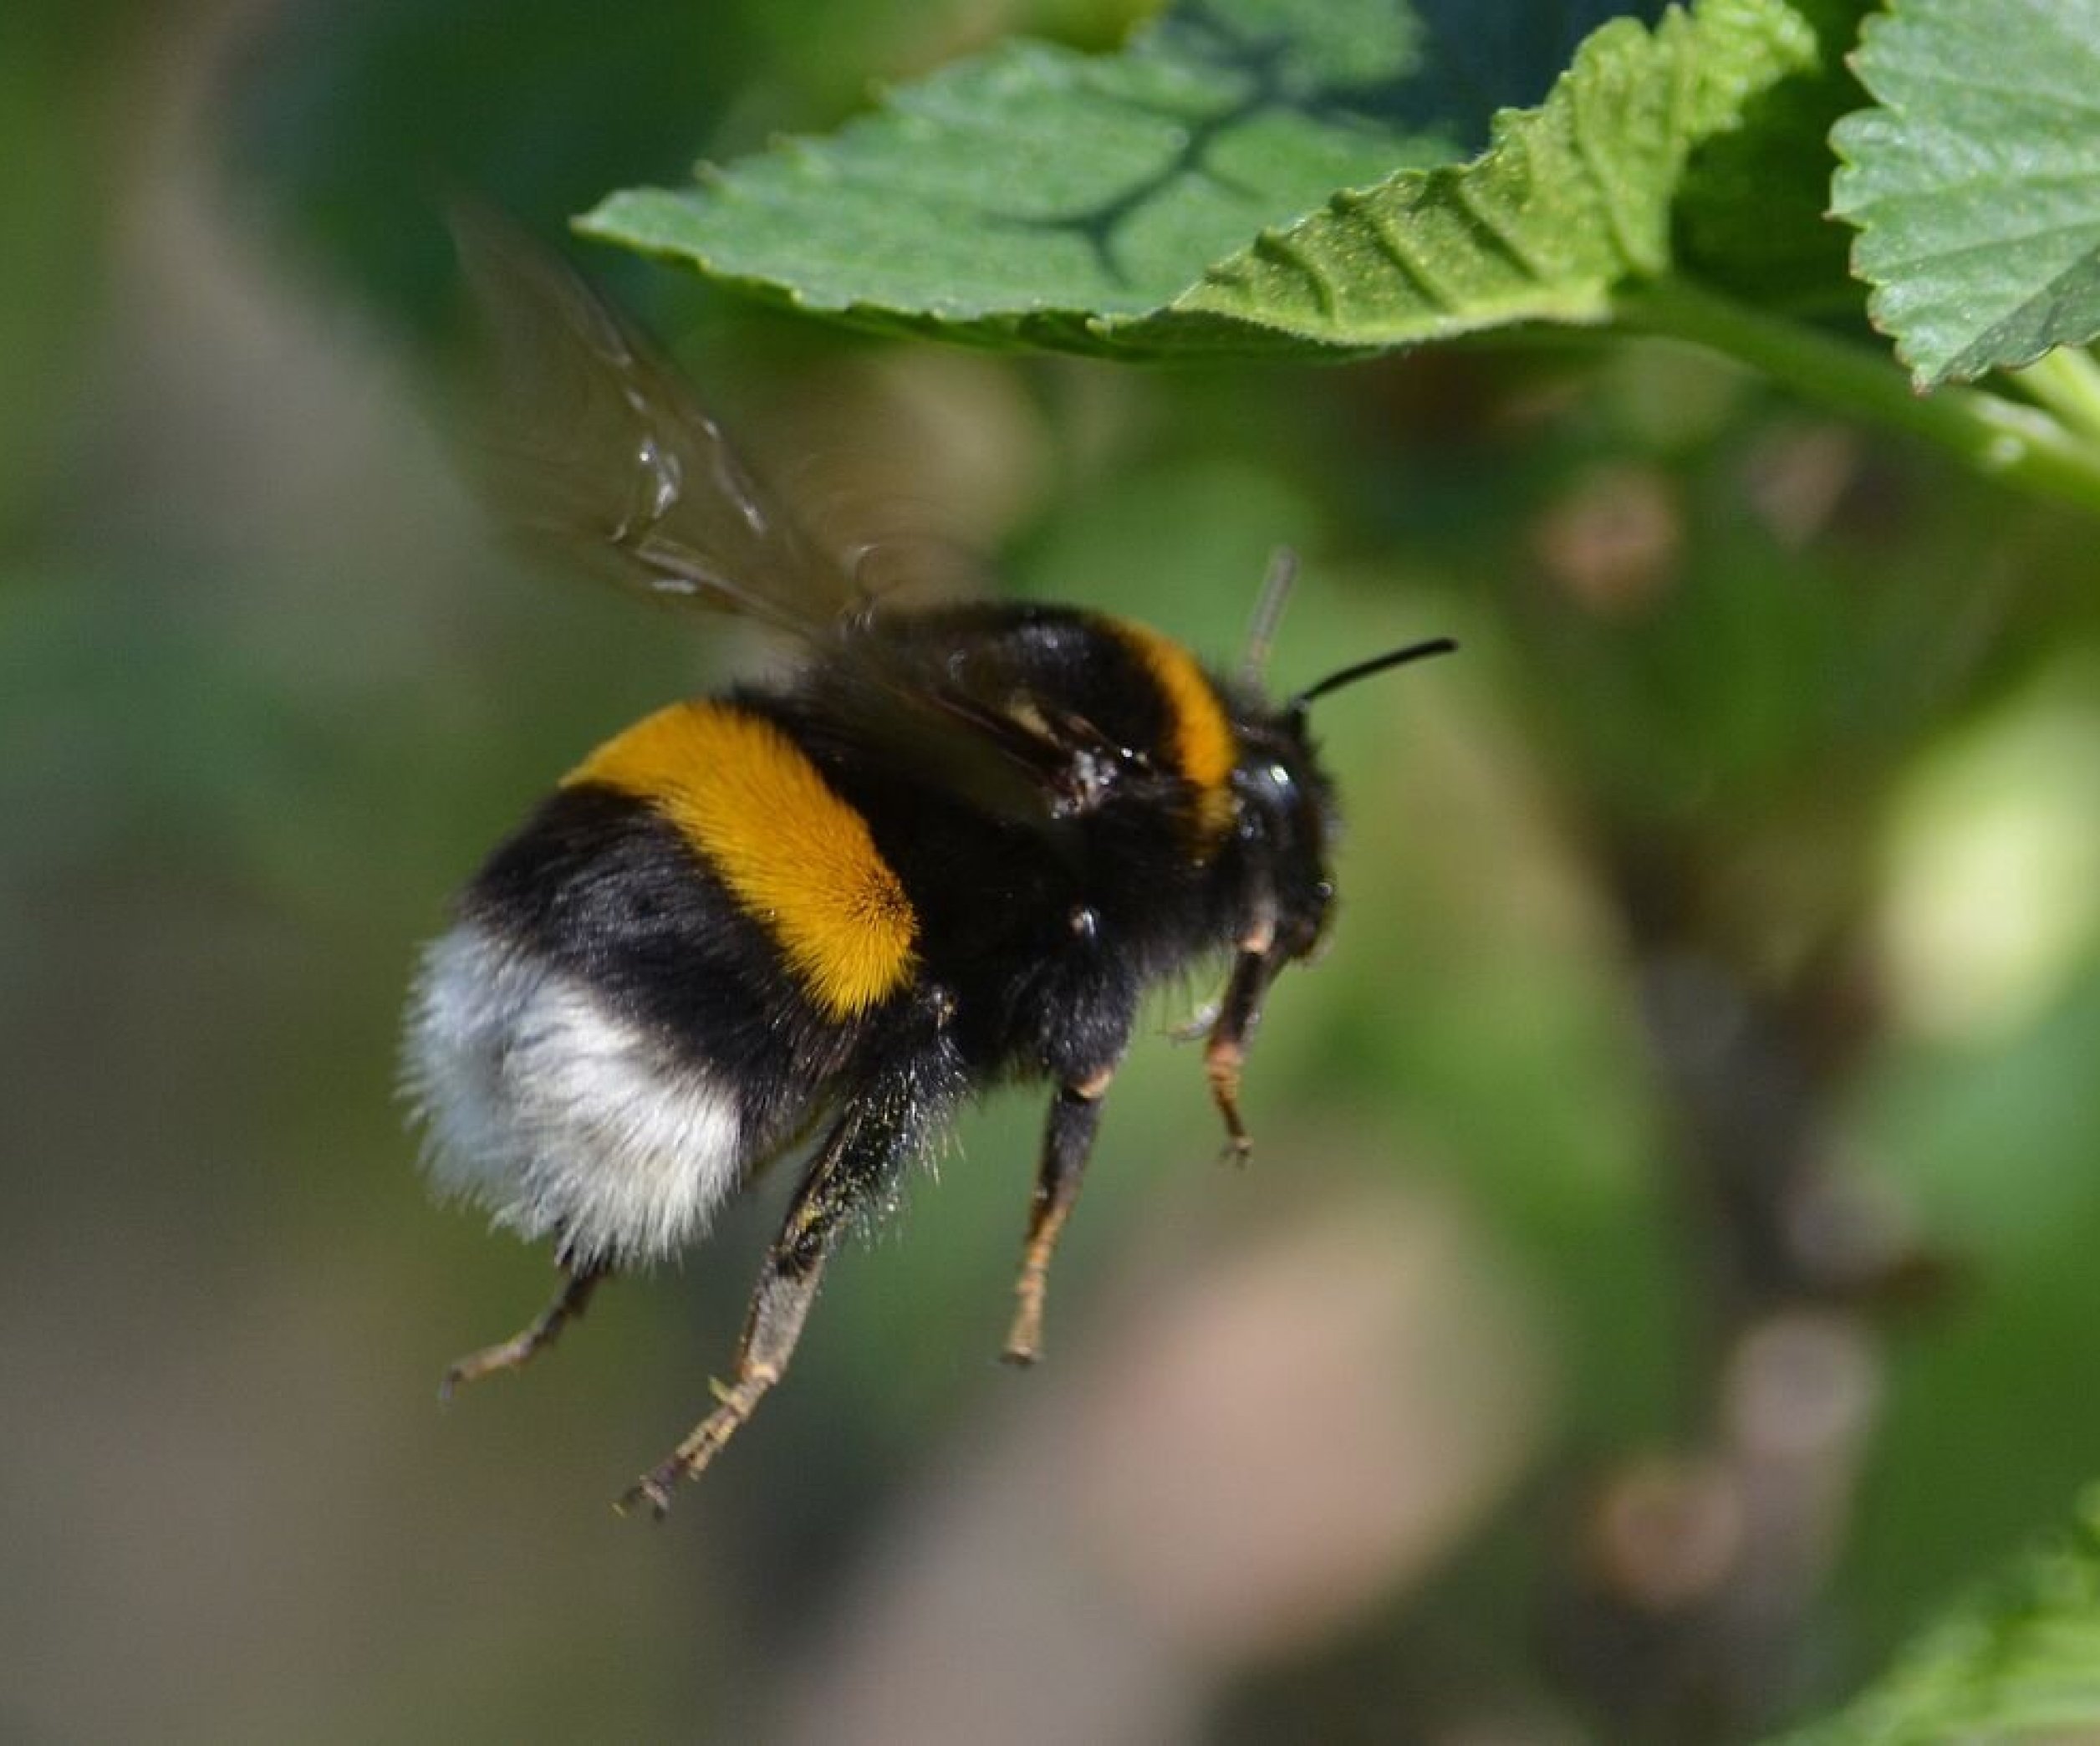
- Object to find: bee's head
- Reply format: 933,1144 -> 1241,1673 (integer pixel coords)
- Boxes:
1229,709 -> 1341,964
1224,546 -> 1456,967
1200,597 -> 1454,1159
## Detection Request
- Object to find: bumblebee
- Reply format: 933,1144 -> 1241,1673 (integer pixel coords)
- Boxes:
404,220 -> 1454,1517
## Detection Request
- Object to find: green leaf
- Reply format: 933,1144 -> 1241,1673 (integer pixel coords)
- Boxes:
1831,0 -> 2100,389
585,0 -> 1541,347
1776,1491 -> 2100,1746
1671,0 -> 1874,310
1118,0 -> 1821,355
583,0 -> 1837,357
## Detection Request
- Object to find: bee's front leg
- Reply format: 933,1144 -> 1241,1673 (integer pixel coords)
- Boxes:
1203,932 -> 1284,1164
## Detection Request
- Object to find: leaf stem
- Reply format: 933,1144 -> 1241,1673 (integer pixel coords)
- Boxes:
2012,346 -> 2100,446
1615,278 -> 2100,523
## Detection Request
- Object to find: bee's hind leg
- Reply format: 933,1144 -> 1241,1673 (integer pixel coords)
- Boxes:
440,1261 -> 608,1401
618,1086 -> 926,1519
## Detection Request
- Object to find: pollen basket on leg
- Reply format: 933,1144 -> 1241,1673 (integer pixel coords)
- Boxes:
568,702 -> 918,1018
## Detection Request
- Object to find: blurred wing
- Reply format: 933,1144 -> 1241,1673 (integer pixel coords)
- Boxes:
450,207 -> 859,637
450,212 -> 1105,841
808,618 -> 1156,844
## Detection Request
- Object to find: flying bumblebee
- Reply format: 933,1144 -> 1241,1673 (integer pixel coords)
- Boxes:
403,217 -> 1454,1518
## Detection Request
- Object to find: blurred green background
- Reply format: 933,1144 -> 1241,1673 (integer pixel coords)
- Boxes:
5,2 -> 2099,1741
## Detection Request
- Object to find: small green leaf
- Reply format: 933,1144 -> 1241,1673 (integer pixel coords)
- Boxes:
584,0 -> 1833,357
1776,1491 -> 2100,1746
1831,0 -> 2100,389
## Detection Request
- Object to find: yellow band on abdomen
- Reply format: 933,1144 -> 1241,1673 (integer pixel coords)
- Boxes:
567,702 -> 918,1019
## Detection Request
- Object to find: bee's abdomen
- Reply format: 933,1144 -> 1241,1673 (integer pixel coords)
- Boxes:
404,917 -> 748,1267
403,739 -> 906,1265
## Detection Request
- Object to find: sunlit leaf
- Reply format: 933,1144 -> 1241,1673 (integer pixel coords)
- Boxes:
584,0 -> 1843,357
1831,0 -> 2100,388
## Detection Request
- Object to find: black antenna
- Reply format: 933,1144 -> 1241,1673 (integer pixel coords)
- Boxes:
1290,637 -> 1458,711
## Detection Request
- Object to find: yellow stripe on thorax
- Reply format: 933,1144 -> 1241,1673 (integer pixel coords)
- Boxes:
566,702 -> 917,1019
1108,620 -> 1238,842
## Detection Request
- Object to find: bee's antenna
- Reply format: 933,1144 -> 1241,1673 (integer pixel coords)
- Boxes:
1239,546 -> 1300,689
1290,637 -> 1458,712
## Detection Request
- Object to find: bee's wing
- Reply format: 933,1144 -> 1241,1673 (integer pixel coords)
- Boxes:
451,208 -> 859,638
813,617 -> 1169,846
451,214 -> 1112,840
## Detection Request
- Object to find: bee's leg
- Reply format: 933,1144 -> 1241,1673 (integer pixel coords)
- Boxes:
1203,938 -> 1284,1164
1002,1071 -> 1112,1366
617,1095 -> 914,1519
439,1261 -> 608,1401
